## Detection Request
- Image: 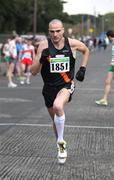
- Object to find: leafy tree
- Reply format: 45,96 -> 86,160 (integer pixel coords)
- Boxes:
0,0 -> 69,34
36,0 -> 67,34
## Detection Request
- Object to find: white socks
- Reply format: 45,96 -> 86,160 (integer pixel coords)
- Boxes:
54,114 -> 65,142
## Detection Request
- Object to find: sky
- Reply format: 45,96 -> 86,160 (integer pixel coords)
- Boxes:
63,0 -> 114,16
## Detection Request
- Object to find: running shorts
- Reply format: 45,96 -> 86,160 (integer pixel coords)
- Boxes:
3,56 -> 11,63
21,58 -> 33,65
108,65 -> 114,72
42,81 -> 75,108
9,57 -> 17,64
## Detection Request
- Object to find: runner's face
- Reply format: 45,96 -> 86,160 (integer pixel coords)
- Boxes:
27,40 -> 32,45
49,23 -> 64,43
108,36 -> 114,42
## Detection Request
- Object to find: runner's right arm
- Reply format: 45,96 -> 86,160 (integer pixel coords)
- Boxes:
30,40 -> 48,76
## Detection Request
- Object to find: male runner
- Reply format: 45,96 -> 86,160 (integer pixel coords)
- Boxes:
31,19 -> 89,164
95,30 -> 114,106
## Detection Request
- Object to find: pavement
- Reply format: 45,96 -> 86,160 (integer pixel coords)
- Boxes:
0,46 -> 114,180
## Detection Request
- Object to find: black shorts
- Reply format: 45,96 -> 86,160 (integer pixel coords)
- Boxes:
42,82 -> 75,108
9,57 -> 17,64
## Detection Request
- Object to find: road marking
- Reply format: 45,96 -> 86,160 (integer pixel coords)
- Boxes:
0,114 -> 11,118
0,85 -> 114,92
0,86 -> 114,91
0,86 -> 42,90
0,123 -> 114,129
0,98 -> 32,102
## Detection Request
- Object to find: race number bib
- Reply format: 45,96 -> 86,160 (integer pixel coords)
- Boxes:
23,53 -> 31,59
50,57 -> 70,73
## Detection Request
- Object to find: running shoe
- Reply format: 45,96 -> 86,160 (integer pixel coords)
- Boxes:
57,140 -> 67,164
26,78 -> 31,85
8,82 -> 17,88
20,80 -> 25,85
19,77 -> 25,85
95,98 -> 108,106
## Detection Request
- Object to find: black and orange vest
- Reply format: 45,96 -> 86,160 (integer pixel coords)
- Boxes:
40,37 -> 76,86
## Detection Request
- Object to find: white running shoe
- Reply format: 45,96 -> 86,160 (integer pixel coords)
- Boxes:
8,82 -> 17,88
57,140 -> 67,164
26,79 -> 31,85
19,77 -> 25,85
20,80 -> 25,85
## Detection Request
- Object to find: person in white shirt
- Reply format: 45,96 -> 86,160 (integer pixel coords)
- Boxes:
7,34 -> 19,88
3,38 -> 11,76
19,38 -> 35,84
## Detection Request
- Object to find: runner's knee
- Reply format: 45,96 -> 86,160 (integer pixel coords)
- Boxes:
105,78 -> 112,85
53,101 -> 63,114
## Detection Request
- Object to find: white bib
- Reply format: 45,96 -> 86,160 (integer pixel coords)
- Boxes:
50,56 -> 70,73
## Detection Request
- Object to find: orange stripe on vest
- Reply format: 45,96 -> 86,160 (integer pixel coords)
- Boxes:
60,72 -> 71,83
47,55 -> 51,62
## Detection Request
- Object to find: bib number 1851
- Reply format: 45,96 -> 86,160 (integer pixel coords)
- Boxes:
50,57 -> 70,73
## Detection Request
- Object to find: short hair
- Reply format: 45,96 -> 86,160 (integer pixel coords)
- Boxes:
106,30 -> 114,37
49,19 -> 63,27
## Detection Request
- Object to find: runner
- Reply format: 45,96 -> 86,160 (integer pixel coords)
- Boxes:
31,19 -> 89,164
19,37 -> 35,85
95,30 -> 114,106
7,34 -> 19,88
2,38 -> 11,77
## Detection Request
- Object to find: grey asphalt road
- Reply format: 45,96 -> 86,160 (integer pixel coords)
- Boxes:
0,45 -> 114,180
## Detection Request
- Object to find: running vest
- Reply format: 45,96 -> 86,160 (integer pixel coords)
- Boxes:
111,43 -> 114,62
21,44 -> 34,60
40,37 -> 76,86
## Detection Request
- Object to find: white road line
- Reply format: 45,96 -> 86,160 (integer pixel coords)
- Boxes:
0,86 -> 42,90
0,98 -> 32,102
0,123 -> 114,129
0,86 -> 114,91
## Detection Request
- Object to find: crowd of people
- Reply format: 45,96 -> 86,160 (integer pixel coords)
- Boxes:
0,34 -> 38,87
79,35 -> 109,52
0,31 -> 110,88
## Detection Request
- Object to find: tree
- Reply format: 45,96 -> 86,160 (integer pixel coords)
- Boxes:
36,0 -> 68,34
0,0 -> 69,34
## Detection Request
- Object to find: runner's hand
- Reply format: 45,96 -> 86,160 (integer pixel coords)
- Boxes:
75,66 -> 86,81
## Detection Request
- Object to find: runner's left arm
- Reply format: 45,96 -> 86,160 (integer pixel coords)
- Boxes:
69,38 -> 89,67
69,38 -> 89,81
